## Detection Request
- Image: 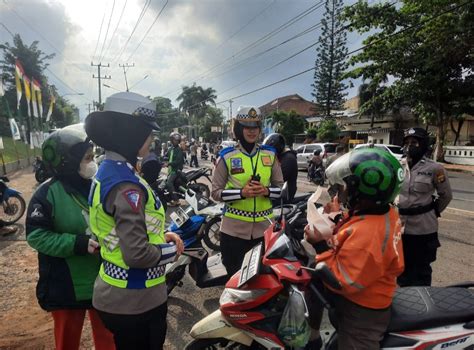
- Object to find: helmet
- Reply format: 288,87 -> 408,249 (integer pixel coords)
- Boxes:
403,127 -> 429,143
325,147 -> 403,206
169,132 -> 181,144
263,133 -> 286,155
42,123 -> 92,176
235,106 -> 262,128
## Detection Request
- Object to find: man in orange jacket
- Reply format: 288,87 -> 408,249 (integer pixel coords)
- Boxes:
304,147 -> 405,349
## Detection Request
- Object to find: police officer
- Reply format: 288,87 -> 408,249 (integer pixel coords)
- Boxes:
263,133 -> 298,203
85,92 -> 184,350
398,127 -> 452,287
211,106 -> 284,277
165,132 -> 185,206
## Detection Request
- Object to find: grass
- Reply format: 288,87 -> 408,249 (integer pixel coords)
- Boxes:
0,136 -> 41,164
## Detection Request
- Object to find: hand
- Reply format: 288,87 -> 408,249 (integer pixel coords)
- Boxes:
87,239 -> 100,254
324,195 -> 341,214
242,181 -> 267,198
165,232 -> 184,256
304,224 -> 325,243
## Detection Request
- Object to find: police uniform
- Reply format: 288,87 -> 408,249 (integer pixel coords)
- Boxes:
397,156 -> 452,286
211,142 -> 284,276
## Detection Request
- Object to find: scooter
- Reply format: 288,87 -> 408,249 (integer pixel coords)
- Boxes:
186,186 -> 474,349
308,161 -> 325,186
0,176 -> 26,224
200,149 -> 209,161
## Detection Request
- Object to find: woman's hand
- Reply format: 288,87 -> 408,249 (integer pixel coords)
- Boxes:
242,181 -> 268,198
165,232 -> 184,256
324,195 -> 341,214
304,224 -> 325,244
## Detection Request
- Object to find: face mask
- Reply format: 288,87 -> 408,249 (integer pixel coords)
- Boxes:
79,161 -> 98,179
406,145 -> 424,161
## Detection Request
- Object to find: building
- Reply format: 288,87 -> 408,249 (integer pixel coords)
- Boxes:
259,94 -> 320,118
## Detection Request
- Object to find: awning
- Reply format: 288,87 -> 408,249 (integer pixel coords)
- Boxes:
356,128 -> 392,135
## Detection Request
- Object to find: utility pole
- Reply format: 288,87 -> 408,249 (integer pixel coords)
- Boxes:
119,63 -> 135,92
228,99 -> 233,119
91,62 -> 111,106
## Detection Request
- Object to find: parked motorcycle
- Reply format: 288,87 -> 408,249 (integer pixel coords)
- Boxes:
0,176 -> 26,225
186,185 -> 474,349
308,161 -> 325,186
33,157 -> 50,183
200,149 -> 209,161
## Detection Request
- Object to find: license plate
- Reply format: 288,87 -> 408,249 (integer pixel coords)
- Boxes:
238,243 -> 262,288
170,207 -> 189,228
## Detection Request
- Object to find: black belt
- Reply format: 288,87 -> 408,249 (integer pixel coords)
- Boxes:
398,202 -> 435,216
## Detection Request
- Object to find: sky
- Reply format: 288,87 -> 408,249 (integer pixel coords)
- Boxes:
0,0 -> 367,121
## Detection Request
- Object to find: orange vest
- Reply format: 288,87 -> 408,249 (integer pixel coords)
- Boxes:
317,206 -> 404,309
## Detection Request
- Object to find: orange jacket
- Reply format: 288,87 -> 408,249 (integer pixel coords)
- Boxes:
317,206 -> 404,309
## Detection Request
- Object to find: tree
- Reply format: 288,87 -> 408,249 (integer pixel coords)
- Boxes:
358,82 -> 386,128
344,0 -> 474,160
152,96 -> 185,140
311,0 -> 348,116
201,107 -> 224,141
176,83 -> 216,121
270,110 -> 305,145
317,119 -> 340,141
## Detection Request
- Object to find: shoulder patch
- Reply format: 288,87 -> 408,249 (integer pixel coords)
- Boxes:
219,146 -> 235,158
435,169 -> 446,183
30,204 -> 44,218
123,189 -> 142,212
260,144 -> 276,153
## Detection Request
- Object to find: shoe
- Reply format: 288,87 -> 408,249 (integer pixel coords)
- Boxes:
304,337 -> 322,350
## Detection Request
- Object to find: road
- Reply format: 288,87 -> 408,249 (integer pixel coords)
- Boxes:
0,164 -> 472,349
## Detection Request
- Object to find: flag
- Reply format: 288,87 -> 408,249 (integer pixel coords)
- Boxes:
23,76 -> 32,117
14,60 -> 24,109
9,118 -> 21,140
46,89 -> 55,121
34,79 -> 43,118
31,79 -> 41,118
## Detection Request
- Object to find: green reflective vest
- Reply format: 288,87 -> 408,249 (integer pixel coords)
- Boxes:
90,171 -> 166,289
223,146 -> 275,222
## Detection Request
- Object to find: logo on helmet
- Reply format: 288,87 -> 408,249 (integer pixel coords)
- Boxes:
397,168 -> 405,182
408,128 -> 416,135
248,108 -> 257,118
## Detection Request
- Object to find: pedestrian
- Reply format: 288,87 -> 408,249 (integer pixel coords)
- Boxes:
304,147 -> 404,349
26,124 -> 115,350
326,145 -> 346,200
180,139 -> 188,165
211,106 -> 283,277
84,92 -> 184,350
397,127 -> 452,287
165,132 -> 185,206
263,133 -> 298,203
190,142 -> 199,168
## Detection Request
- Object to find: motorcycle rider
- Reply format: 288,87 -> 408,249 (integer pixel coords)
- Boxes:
397,127 -> 452,287
85,92 -> 184,350
165,132 -> 185,206
26,124 -> 114,350
263,133 -> 298,203
304,147 -> 405,349
211,106 -> 283,277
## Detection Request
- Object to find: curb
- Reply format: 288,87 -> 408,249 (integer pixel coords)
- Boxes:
445,168 -> 474,175
445,207 -> 474,217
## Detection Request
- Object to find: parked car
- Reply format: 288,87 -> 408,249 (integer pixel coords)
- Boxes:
295,143 -> 338,169
354,143 -> 404,162
220,140 -> 237,149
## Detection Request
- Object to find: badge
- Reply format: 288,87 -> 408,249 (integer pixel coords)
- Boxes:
436,170 -> 446,183
261,155 -> 272,167
230,157 -> 244,174
30,204 -> 44,218
123,189 -> 141,212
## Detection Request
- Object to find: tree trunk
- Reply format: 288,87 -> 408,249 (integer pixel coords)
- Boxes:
435,112 -> 447,162
450,117 -> 465,146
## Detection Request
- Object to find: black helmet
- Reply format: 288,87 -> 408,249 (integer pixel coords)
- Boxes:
42,124 -> 92,176
403,127 -> 429,142
326,147 -> 403,207
169,132 -> 181,144
263,133 -> 286,155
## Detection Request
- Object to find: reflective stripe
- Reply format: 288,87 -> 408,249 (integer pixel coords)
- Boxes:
103,228 -> 119,251
225,206 -> 273,219
381,212 -> 391,254
103,261 -> 165,281
337,260 -> 364,290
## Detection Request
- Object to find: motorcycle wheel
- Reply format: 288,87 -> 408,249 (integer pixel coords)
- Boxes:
189,183 -> 210,199
166,265 -> 186,294
185,338 -> 259,349
35,169 -> 49,183
202,216 -> 221,252
0,193 -> 26,225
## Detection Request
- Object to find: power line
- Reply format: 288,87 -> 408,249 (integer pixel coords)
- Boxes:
98,0 -> 117,62
125,0 -> 170,62
91,1 -> 109,62
102,0 -> 129,61
112,0 -> 151,63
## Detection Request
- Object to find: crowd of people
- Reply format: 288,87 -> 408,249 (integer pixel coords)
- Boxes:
23,91 -> 453,350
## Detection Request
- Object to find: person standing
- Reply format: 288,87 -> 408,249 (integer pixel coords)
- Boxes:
263,133 -> 298,203
397,127 -> 452,287
190,142 -> 199,168
211,106 -> 283,277
165,132 -> 185,206
85,92 -> 184,350
26,124 -> 115,350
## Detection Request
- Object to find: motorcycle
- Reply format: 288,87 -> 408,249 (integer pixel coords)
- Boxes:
308,161 -> 325,186
186,185 -> 474,349
201,149 -> 209,161
0,176 -> 26,225
33,157 -> 50,183
165,187 -> 226,294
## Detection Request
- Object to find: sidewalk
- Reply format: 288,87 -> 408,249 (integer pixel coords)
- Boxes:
440,162 -> 474,175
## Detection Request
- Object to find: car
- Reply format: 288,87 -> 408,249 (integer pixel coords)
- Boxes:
354,143 -> 404,162
295,143 -> 338,169
220,140 -> 237,149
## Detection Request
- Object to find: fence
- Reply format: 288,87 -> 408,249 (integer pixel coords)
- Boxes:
444,146 -> 474,166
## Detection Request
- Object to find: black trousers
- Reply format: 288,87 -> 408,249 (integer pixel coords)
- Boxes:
190,155 -> 199,167
398,232 -> 440,287
220,232 -> 263,277
97,302 -> 167,350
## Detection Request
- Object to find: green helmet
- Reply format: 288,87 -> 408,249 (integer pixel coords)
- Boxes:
42,124 -> 92,176
325,147 -> 404,206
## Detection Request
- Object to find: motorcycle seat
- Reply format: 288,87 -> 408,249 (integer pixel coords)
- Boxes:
291,192 -> 312,204
387,287 -> 474,332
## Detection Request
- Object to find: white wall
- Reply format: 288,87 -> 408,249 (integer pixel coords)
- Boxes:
368,132 -> 390,145
445,146 -> 474,165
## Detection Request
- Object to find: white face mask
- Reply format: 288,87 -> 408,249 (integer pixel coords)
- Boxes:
78,161 -> 98,179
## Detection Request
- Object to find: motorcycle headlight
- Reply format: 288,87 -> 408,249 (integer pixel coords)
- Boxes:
219,288 -> 267,305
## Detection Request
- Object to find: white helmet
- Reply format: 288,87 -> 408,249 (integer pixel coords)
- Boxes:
235,106 -> 262,128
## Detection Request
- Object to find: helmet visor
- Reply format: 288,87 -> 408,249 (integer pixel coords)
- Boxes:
238,120 -> 261,128
325,152 -> 352,187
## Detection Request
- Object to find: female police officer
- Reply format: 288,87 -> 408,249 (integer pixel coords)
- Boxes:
85,92 -> 184,350
211,106 -> 283,277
